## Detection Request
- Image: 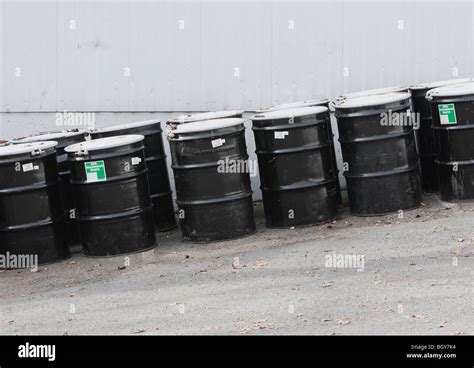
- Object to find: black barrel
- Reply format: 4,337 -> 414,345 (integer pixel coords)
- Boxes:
167,118 -> 256,242
13,130 -> 86,246
90,120 -> 176,232
426,82 -> 474,201
65,135 -> 156,256
257,99 -> 342,205
334,92 -> 421,215
251,106 -> 338,227
167,110 -> 244,127
410,78 -> 473,192
0,141 -> 70,265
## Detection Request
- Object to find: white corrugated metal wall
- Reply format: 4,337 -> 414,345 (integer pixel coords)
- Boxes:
1,0 -> 473,198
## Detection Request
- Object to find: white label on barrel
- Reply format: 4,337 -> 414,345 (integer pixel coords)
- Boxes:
85,161 -> 107,183
22,163 -> 37,172
131,157 -> 142,165
274,131 -> 289,139
212,138 -> 226,148
438,104 -> 457,125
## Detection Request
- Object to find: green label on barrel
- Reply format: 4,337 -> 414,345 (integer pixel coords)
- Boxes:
85,161 -> 107,182
438,104 -> 457,125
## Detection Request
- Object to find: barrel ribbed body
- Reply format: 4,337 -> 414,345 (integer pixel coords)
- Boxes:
13,131 -> 86,246
427,83 -> 474,201
257,100 -> 341,205
334,93 -> 422,215
66,136 -> 156,256
0,142 -> 69,265
91,121 -> 176,231
168,118 -> 256,242
252,107 -> 338,227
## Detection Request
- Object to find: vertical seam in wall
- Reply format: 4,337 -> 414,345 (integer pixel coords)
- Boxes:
199,0 -> 203,111
341,0 -> 345,94
55,0 -> 58,112
0,0 -> 4,116
127,0 -> 131,112
411,0 -> 415,83
270,0 -> 274,106
472,0 -> 474,77
0,0 -> 3,136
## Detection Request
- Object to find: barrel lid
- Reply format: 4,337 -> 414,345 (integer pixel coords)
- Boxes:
251,106 -> 328,121
0,141 -> 58,157
91,119 -> 161,133
65,135 -> 144,153
257,99 -> 329,113
169,118 -> 244,135
167,110 -> 244,124
333,92 -> 411,109
338,86 -> 408,99
411,78 -> 474,91
12,130 -> 85,144
426,82 -> 474,100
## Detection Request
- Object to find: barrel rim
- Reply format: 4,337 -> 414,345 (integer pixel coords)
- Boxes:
167,110 -> 244,124
256,98 -> 329,113
12,130 -> 86,144
168,117 -> 244,135
426,82 -> 474,100
65,134 -> 144,153
90,119 -> 162,134
0,141 -> 58,156
251,106 -> 328,121
335,85 -> 408,99
410,78 -> 474,91
333,92 -> 411,110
